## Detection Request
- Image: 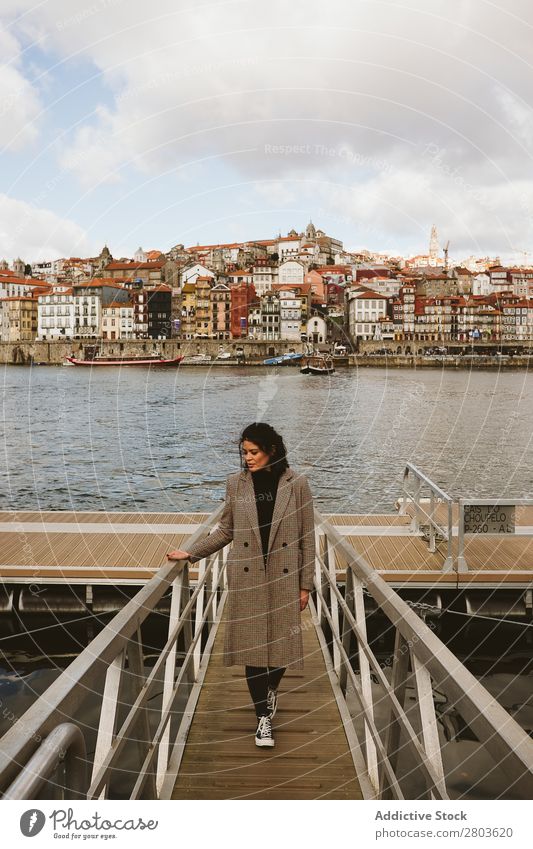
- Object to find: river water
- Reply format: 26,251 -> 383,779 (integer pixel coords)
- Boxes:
1,363 -> 532,799
1,363 -> 533,513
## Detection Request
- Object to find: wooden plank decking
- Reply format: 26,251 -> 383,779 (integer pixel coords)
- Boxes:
171,607 -> 363,800
0,510 -> 531,588
332,535 -> 533,586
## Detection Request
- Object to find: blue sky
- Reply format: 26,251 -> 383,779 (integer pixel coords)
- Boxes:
2,0 -> 533,264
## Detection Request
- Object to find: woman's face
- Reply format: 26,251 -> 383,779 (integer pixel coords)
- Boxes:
241,439 -> 273,471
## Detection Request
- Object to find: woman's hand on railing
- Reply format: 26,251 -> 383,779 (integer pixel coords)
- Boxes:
166,549 -> 191,560
300,589 -> 310,611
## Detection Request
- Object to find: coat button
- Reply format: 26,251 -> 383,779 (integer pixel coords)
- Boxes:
243,541 -> 249,547
282,542 -> 287,547
244,566 -> 249,572
283,567 -> 289,573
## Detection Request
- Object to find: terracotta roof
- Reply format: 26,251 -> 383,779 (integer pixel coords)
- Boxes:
73,281 -> 127,290
0,295 -> 35,302
104,300 -> 133,309
272,283 -> 311,293
106,261 -> 165,270
352,291 -> 389,300
316,265 -> 351,274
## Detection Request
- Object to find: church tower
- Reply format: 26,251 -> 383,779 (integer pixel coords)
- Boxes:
13,257 -> 25,277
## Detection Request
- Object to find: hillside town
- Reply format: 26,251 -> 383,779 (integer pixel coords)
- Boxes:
1,222 -> 532,348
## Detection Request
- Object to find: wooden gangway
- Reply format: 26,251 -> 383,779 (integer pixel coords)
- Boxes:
171,608 -> 362,800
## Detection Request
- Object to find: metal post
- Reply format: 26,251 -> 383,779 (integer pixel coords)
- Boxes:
457,499 -> 468,572
92,650 -> 125,799
127,625 -> 157,799
157,570 -> 184,795
443,500 -> 454,572
379,631 -> 410,799
429,490 -> 436,552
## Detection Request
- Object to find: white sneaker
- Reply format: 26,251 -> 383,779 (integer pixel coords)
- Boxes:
266,687 -> 278,719
255,714 -> 275,747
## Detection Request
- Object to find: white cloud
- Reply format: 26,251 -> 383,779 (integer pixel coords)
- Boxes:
4,0 -> 533,252
0,25 -> 41,150
0,194 -> 92,261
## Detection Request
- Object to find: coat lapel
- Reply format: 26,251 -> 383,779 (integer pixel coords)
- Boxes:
239,469 -> 262,552
238,467 -> 294,554
267,468 -> 293,552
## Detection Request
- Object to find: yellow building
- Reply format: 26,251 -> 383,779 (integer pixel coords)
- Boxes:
0,296 -> 38,342
180,283 -> 197,339
195,276 -> 213,337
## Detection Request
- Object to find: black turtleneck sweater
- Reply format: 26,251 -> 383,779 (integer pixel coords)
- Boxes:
251,467 -> 280,560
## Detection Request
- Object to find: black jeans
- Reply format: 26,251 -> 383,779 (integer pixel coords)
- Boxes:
245,665 -> 286,718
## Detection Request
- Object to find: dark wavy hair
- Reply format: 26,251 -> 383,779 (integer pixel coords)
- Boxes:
239,422 -> 289,475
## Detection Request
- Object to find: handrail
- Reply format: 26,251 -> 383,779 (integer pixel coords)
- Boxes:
313,508 -> 533,800
400,463 -> 454,570
3,724 -> 87,800
0,503 -> 228,799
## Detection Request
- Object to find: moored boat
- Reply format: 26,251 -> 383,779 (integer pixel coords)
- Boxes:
65,354 -> 184,366
300,354 -> 335,375
263,352 -> 303,366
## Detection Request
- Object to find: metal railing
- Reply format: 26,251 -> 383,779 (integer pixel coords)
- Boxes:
399,463 -> 454,570
3,724 -> 87,800
457,498 -> 533,572
0,505 -> 229,800
313,509 -> 533,800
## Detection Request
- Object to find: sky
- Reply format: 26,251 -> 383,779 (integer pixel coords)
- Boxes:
1,0 -> 533,264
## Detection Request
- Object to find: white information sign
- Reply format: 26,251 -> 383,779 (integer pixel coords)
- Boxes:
463,504 -> 516,534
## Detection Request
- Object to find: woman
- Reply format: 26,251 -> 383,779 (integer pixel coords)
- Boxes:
167,422 -> 316,748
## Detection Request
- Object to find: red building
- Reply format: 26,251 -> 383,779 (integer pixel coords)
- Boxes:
230,281 -> 257,337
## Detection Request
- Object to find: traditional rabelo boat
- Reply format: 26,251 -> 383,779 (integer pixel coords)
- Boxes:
300,353 -> 335,375
65,353 -> 183,366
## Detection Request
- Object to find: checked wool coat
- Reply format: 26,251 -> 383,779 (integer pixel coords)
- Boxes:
186,466 -> 316,669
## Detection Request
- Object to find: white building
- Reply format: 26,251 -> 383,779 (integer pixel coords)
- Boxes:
277,231 -> 301,260
471,273 -> 491,296
306,315 -> 327,343
348,291 -> 389,340
0,275 -> 42,299
277,288 -> 303,341
180,264 -> 215,288
226,269 -> 253,288
252,264 -> 278,296
102,301 -> 134,340
358,276 -> 402,297
37,287 -> 75,341
74,292 -> 101,338
248,305 -> 262,339
260,291 -> 280,340
278,259 -> 305,285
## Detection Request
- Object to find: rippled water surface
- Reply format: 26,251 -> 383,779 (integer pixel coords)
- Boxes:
1,363 -> 533,799
2,364 -> 533,511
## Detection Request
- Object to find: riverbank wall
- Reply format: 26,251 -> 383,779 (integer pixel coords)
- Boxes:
1,340 -> 532,369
